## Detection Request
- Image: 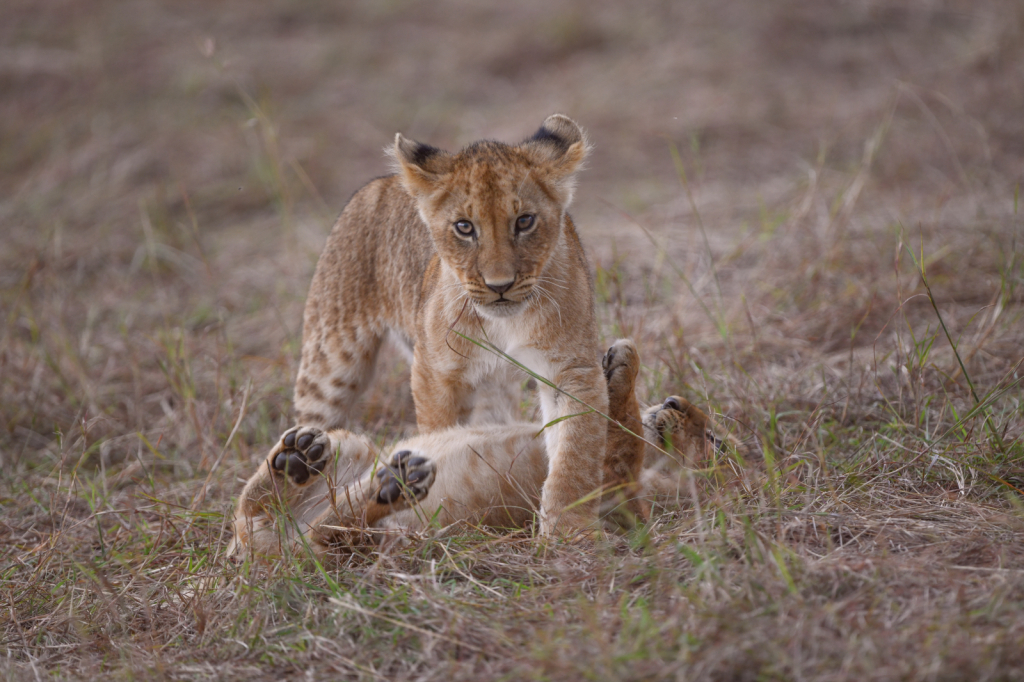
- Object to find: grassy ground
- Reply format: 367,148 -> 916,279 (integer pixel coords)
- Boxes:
2,0 -> 1023,679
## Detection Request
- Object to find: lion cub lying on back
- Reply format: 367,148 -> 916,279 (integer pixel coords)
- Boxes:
293,116 -> 615,536
230,340 -> 743,559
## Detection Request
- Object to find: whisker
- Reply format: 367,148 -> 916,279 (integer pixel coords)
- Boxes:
443,291 -> 472,318
534,284 -> 563,327
535,277 -> 569,291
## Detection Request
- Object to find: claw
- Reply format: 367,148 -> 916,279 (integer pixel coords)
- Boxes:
602,345 -> 616,374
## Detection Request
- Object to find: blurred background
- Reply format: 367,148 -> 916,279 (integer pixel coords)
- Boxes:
3,1 -> 1024,677
2,0 -> 1022,504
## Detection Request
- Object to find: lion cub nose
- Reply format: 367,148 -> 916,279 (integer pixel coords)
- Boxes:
485,279 -> 514,295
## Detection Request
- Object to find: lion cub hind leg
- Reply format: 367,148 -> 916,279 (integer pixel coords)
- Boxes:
306,448 -> 438,551
599,339 -> 649,527
230,426 -> 333,558
293,321 -> 385,428
230,426 -> 378,559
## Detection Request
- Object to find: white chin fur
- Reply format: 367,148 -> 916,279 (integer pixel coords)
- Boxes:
474,301 -> 526,319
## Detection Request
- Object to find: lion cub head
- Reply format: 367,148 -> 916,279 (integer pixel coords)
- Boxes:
393,115 -> 590,318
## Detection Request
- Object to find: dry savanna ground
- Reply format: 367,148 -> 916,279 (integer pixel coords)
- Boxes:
2,1 -> 1023,679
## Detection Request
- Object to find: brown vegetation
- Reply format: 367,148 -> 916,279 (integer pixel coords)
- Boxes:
1,0 -> 1022,679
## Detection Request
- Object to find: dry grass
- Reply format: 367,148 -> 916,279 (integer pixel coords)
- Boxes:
2,0 -> 1023,679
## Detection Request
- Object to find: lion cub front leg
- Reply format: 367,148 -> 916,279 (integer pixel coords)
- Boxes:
538,362 -> 608,538
410,350 -> 474,431
600,339 -> 649,526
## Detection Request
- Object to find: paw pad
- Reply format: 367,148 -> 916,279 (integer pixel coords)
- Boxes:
602,339 -> 638,381
271,426 -> 330,485
374,449 -> 436,505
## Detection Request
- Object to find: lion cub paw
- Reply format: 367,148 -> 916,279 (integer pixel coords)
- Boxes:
375,449 -> 436,505
269,426 -> 330,485
602,338 -> 640,402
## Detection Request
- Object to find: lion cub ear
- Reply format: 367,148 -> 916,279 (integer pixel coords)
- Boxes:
392,133 -> 452,198
521,115 -> 591,204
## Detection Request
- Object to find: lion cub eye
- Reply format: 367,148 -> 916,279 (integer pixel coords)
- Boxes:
515,214 -> 535,233
453,220 -> 475,237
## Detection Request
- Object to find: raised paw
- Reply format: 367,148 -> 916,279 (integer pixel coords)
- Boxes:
269,426 -> 331,485
374,449 -> 436,505
602,338 -> 640,402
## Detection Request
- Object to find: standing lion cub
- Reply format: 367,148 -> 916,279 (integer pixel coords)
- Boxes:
293,115 -> 611,536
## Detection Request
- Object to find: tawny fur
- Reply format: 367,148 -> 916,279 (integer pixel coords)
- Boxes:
229,341 -> 749,560
293,115 -> 607,536
639,395 -> 758,499
600,339 -> 648,524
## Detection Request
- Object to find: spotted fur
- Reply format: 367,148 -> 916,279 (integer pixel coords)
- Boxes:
293,115 -> 607,536
229,341 -> 754,558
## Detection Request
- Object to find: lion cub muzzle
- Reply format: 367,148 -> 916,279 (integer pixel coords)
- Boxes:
484,277 -> 514,295
465,275 -> 537,317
